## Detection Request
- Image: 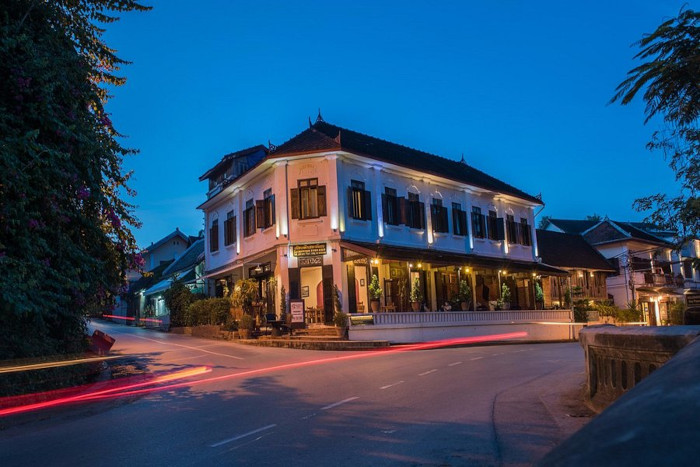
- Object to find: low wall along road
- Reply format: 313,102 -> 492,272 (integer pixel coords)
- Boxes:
348,310 -> 583,343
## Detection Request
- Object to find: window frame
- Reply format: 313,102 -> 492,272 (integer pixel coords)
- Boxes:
224,210 -> 236,246
209,218 -> 219,252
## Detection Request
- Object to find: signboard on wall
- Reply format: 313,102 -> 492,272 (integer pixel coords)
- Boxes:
292,243 -> 327,257
290,299 -> 305,329
298,256 -> 323,267
687,294 -> 700,308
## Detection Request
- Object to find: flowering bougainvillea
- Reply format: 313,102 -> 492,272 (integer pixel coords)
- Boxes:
0,0 -> 150,359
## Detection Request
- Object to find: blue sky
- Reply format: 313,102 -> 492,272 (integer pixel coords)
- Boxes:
103,0 -> 689,247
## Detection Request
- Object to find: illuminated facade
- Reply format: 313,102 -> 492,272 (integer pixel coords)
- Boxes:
199,117 -> 563,323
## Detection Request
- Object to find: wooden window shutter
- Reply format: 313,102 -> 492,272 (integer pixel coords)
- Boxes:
496,218 -> 506,241
270,195 -> 276,225
460,211 -> 467,236
398,197 -> 408,225
290,188 -> 300,219
317,185 -> 327,216
255,200 -> 264,229
363,190 -> 372,220
381,194 -> 387,221
232,216 -> 237,243
347,187 -> 355,218
418,202 -> 426,229
479,214 -> 486,237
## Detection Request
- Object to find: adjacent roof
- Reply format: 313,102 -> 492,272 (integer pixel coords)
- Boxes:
162,238 -> 204,276
547,218 -> 674,246
546,219 -> 599,234
129,259 -> 174,293
270,120 -> 542,204
583,220 -> 673,247
198,145 -> 268,181
536,230 -> 616,272
142,228 -> 191,254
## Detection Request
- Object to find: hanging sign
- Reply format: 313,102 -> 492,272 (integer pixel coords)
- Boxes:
298,256 -> 323,267
292,243 -> 327,257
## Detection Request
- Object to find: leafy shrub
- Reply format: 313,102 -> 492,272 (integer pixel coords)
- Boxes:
668,301 -> 686,325
163,279 -> 195,327
333,311 -> 348,327
187,298 -> 231,326
238,314 -> 255,331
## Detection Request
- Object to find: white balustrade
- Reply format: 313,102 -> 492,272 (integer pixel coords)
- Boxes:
349,310 -> 573,327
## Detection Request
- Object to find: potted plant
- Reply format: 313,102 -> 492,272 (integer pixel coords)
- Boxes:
231,278 -> 259,316
333,311 -> 349,338
410,277 -> 423,312
458,279 -> 472,311
499,283 -> 511,310
368,274 -> 382,312
534,281 -> 544,310
279,285 -> 288,324
238,314 -> 255,339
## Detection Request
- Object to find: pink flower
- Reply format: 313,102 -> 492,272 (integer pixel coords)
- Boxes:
77,187 -> 90,200
28,219 -> 40,229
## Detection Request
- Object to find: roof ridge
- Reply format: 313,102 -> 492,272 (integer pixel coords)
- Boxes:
314,121 -> 467,167
313,121 -> 538,200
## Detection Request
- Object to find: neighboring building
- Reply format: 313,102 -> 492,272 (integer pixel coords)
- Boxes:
545,218 -> 700,324
140,228 -> 193,273
142,237 -> 206,319
536,229 -> 616,308
198,116 -> 565,323
115,229 -> 198,321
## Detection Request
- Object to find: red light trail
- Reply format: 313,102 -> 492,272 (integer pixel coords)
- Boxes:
0,331 -> 526,417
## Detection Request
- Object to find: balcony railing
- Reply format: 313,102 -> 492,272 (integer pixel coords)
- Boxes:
349,310 -> 573,327
643,273 -> 677,287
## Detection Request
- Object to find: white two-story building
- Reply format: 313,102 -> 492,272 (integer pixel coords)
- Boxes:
198,116 -> 563,323
546,218 -> 700,324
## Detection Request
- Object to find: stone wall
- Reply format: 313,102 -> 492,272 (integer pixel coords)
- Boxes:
578,325 -> 700,412
540,328 -> 700,466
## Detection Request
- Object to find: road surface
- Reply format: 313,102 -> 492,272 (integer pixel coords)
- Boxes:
0,321 -> 592,466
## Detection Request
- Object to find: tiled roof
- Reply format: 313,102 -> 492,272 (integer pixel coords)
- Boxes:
142,229 -> 191,254
129,259 -> 174,293
546,219 -> 599,234
162,238 -> 204,276
614,221 -> 672,244
536,230 -> 616,271
271,121 -> 542,204
582,220 -> 672,246
199,145 -> 268,181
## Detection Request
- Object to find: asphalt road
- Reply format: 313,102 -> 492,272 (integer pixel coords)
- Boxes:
0,321 -> 592,466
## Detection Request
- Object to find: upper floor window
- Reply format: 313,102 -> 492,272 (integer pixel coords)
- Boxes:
430,198 -> 448,233
506,214 -> 518,244
382,187 -> 399,225
519,218 -> 531,246
487,210 -> 499,240
256,188 -> 275,229
224,210 -> 237,246
406,192 -> 425,229
452,202 -> 467,236
471,207 -> 485,239
348,180 -> 372,220
244,199 -> 256,237
290,178 -> 326,220
209,219 -> 219,252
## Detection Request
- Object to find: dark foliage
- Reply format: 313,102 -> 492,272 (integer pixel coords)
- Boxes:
0,1 -> 149,359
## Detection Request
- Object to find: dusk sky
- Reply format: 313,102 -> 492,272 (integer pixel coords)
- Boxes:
103,1 -> 689,248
